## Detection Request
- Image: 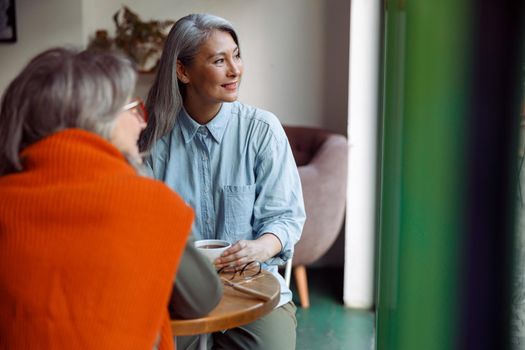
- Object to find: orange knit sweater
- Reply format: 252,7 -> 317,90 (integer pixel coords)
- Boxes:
0,129 -> 193,350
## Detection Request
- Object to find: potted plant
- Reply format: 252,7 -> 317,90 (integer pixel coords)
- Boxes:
88,6 -> 174,73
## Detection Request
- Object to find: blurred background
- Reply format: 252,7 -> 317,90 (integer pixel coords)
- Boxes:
1,1 -> 524,349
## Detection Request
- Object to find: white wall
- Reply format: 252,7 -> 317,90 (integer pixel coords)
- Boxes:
82,0 -> 349,132
0,0 -> 83,93
344,0 -> 380,309
1,1 -> 348,132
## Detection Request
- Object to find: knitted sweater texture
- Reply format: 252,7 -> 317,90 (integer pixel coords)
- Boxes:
0,129 -> 193,350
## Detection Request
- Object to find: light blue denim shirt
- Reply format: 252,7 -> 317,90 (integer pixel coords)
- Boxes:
147,101 -> 305,307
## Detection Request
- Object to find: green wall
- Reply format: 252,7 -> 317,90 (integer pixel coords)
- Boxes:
376,1 -> 470,348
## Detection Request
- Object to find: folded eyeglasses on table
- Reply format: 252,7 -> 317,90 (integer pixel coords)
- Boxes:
217,261 -> 271,301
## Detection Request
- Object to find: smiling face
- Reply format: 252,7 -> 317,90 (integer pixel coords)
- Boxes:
177,30 -> 243,122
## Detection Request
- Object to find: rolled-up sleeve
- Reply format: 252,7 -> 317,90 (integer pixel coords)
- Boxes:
169,240 -> 223,319
252,125 -> 306,265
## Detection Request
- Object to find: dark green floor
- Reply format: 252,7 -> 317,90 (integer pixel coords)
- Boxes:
290,267 -> 375,350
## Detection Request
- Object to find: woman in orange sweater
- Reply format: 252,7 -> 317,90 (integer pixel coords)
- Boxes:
0,48 -> 197,349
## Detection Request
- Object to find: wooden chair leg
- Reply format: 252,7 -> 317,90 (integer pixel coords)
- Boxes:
294,265 -> 310,308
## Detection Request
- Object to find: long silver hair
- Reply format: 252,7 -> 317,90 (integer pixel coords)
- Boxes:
139,13 -> 239,152
0,47 -> 136,175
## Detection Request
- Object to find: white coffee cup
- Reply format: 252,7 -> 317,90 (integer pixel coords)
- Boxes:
194,239 -> 231,263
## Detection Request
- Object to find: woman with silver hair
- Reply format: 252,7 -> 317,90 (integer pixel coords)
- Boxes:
0,47 -> 204,350
141,13 -> 305,350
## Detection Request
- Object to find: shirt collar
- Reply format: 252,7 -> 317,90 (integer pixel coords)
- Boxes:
178,103 -> 232,144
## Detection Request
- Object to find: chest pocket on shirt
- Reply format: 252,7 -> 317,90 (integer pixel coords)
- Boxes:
223,184 -> 256,237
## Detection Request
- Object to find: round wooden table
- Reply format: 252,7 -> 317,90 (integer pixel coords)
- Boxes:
171,270 -> 280,349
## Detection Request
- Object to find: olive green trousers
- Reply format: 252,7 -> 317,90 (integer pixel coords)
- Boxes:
176,301 -> 297,350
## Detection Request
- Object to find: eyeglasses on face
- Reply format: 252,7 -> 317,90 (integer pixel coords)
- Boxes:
121,98 -> 147,122
217,261 -> 262,281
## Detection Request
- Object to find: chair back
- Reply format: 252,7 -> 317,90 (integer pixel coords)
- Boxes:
283,125 -> 348,266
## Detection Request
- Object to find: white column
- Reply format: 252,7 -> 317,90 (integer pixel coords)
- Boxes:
344,0 -> 381,309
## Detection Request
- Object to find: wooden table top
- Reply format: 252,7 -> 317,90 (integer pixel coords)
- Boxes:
171,270 -> 280,336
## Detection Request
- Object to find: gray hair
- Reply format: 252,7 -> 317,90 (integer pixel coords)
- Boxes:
0,47 -> 136,175
139,13 -> 239,152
